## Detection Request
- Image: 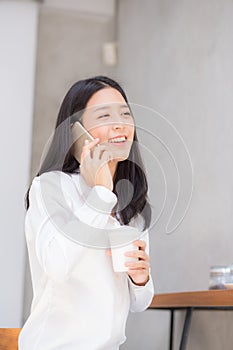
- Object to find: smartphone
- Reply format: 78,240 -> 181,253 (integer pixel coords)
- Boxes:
71,122 -> 94,163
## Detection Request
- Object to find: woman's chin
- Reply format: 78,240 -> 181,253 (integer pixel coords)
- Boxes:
107,144 -> 131,161
110,155 -> 129,164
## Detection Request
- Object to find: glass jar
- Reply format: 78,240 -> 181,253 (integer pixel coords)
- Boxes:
225,264 -> 233,289
209,265 -> 231,290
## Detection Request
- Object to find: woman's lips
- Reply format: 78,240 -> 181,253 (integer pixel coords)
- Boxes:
109,137 -> 126,141
108,135 -> 127,145
98,137 -> 131,148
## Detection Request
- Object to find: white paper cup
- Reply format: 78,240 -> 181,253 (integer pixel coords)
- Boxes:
109,230 -> 140,272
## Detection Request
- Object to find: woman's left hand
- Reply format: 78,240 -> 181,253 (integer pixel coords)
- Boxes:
125,240 -> 150,286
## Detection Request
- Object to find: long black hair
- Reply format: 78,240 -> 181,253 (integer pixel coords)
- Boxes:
25,76 -> 151,230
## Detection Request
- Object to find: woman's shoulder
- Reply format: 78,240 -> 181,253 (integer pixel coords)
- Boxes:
32,170 -> 78,184
30,170 -> 80,195
28,171 -> 82,211
33,170 -> 73,180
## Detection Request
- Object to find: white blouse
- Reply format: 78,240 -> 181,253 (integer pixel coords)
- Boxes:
18,171 -> 154,350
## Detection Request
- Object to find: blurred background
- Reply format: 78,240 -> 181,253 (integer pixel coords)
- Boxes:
1,0 -> 233,349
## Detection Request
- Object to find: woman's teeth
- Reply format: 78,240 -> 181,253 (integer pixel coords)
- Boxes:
108,137 -> 126,143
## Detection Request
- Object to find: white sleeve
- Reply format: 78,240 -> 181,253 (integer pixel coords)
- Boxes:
27,171 -> 117,282
127,231 -> 154,312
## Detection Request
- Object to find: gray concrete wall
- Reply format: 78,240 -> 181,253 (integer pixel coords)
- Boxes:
117,1 -> 233,349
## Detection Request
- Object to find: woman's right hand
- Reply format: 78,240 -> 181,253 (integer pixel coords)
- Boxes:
79,138 -> 113,191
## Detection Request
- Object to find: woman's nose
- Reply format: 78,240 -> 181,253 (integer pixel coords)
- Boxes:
112,122 -> 124,130
112,113 -> 124,128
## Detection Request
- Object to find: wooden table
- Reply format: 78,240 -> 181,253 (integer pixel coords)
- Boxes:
148,290 -> 233,350
0,328 -> 21,350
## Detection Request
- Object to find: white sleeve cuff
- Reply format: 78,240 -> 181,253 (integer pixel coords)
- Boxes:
128,274 -> 154,312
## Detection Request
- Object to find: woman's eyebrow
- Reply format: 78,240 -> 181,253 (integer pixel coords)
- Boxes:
93,106 -> 110,112
93,104 -> 129,112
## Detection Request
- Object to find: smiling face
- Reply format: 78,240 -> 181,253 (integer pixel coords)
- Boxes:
81,87 -> 135,163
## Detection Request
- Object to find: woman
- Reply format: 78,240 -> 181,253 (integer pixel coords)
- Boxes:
19,76 -> 154,350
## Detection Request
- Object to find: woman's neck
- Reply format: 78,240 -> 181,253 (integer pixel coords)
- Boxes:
108,160 -> 118,179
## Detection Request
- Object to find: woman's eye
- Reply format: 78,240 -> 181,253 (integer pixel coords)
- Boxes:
122,112 -> 132,117
98,114 -> 110,119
